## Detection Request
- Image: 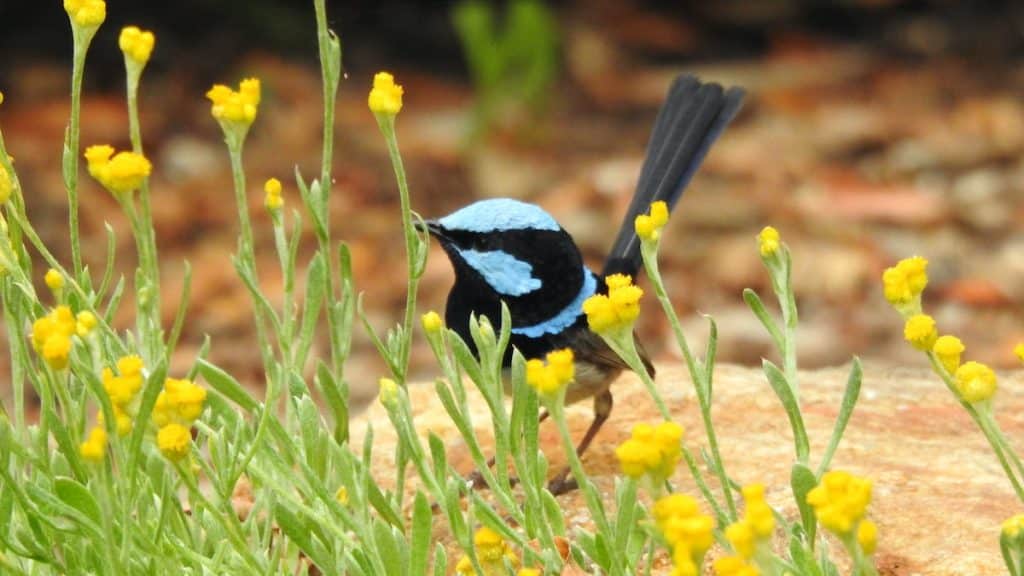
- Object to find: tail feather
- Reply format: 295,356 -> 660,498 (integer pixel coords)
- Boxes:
602,75 -> 745,278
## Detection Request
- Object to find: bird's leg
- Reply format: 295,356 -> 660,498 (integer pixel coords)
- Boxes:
468,409 -> 551,489
548,390 -> 613,495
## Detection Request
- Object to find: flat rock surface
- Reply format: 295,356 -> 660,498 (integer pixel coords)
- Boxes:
353,362 -> 1024,575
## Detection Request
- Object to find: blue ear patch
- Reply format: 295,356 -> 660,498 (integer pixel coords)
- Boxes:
458,249 -> 542,296
438,198 -> 560,233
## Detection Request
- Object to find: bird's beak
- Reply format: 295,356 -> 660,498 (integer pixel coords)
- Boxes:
418,220 -> 446,240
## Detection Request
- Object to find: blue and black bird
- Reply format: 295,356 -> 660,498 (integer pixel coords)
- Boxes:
424,75 -> 744,489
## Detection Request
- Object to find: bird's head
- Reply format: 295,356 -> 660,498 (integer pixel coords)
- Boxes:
423,198 -> 592,330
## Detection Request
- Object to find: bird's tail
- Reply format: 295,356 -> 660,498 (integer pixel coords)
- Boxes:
601,75 -> 745,278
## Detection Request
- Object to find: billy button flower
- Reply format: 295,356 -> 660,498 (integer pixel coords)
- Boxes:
377,377 -> 399,409
421,310 -> 443,334
76,310 -> 97,337
635,200 -> 669,243
44,268 -> 64,295
102,355 -> 145,409
1015,343 -> 1024,364
525,348 -> 575,398
84,144 -> 152,196
368,71 -> 404,117
79,425 -> 107,463
152,377 -> 207,462
0,162 -> 11,205
652,493 -> 714,576
207,78 -> 261,128
757,226 -> 781,258
712,555 -> 760,576
858,519 -> 878,556
932,335 -> 964,374
97,405 -> 133,437
806,470 -> 873,536
953,361 -> 998,405
63,0 -> 106,28
582,274 -> 643,336
263,177 -> 283,211
118,26 -> 155,66
882,256 -> 928,316
723,484 -> 775,560
156,423 -> 192,461
614,421 -> 683,485
903,314 -> 937,351
455,526 -> 518,575
31,305 -> 77,370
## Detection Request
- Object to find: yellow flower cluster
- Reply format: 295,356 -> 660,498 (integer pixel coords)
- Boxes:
455,527 -> 518,575
0,162 -> 11,204
378,377 -> 399,408
207,78 -> 261,125
652,494 -> 714,576
806,470 -> 872,535
635,201 -> 669,242
882,256 -> 928,311
1003,513 -> 1024,540
582,274 -> 643,335
421,310 -> 443,334
525,348 -> 575,396
724,484 -> 775,559
903,314 -> 937,351
614,421 -> 683,481
79,425 -> 107,463
858,518 -> 878,555
1016,344 -> 1024,363
64,0 -> 106,27
368,72 -> 404,116
31,305 -> 80,370
119,26 -> 155,65
153,377 -> 207,461
264,177 -> 283,211
84,145 -> 152,195
953,361 -> 997,404
102,355 -> 144,411
713,555 -> 760,576
757,226 -> 780,257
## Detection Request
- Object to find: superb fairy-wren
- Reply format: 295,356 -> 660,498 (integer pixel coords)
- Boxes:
424,75 -> 744,490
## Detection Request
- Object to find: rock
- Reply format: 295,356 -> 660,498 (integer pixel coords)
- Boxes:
352,363 -> 1023,574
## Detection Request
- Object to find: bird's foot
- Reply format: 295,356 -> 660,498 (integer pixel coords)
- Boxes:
547,467 -> 579,496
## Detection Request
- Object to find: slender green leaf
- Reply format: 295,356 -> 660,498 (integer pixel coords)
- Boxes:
53,477 -> 101,527
763,359 -> 810,462
197,359 -> 257,412
743,288 -> 784,350
818,358 -> 862,477
410,492 -> 432,576
791,462 -> 818,545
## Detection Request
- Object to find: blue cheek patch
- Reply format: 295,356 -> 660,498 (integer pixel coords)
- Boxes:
438,198 -> 561,233
459,249 -> 542,296
512,269 -> 597,338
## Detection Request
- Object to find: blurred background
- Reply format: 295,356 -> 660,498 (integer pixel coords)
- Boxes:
1,1 -> 1023,410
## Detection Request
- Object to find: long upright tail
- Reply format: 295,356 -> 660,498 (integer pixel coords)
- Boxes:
601,75 -> 745,278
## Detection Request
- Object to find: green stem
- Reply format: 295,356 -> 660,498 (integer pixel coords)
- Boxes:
66,24 -> 96,279
641,240 -> 738,520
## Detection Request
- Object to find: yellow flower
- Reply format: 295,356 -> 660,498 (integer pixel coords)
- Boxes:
45,268 -> 64,292
421,311 -> 443,334
264,177 -> 283,211
615,421 -> 682,481
1002,514 -> 1024,539
525,348 -> 575,396
518,570 -> 541,576
882,256 -> 928,310
0,163 -> 11,204
713,555 -> 760,576
335,486 -> 349,505
1015,343 -> 1024,364
378,377 -> 399,408
653,493 -> 714,569
903,314 -> 937,351
757,226 -> 780,257
102,355 -> 145,408
368,72 -> 403,116
582,274 -> 643,335
456,526 -> 518,574
635,201 -> 669,242
723,484 -> 774,560
79,425 -> 107,462
76,310 -> 97,337
84,144 -> 152,195
954,361 -> 997,404
806,470 -> 872,535
119,26 -> 155,64
207,78 -> 261,125
97,406 -> 133,437
31,305 -> 77,370
857,519 -> 878,555
157,423 -> 192,461
933,335 -> 964,374
64,0 -> 106,27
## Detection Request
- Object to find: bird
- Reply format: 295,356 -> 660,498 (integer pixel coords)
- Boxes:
423,74 -> 745,492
